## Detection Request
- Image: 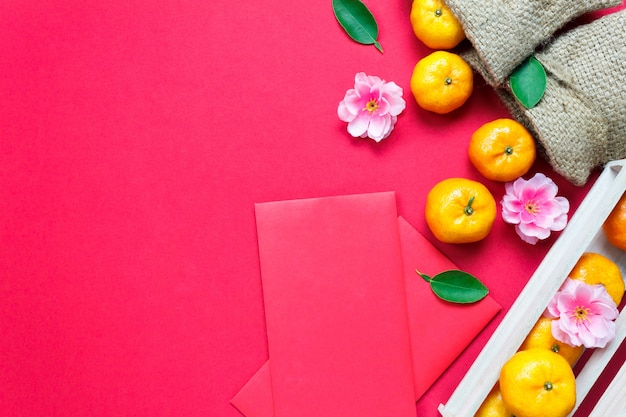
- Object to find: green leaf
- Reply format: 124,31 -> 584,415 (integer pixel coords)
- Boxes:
417,271 -> 431,283
332,0 -> 383,53
416,269 -> 489,304
509,56 -> 547,109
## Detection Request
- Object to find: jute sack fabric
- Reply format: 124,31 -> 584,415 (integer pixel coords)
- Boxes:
445,0 -> 621,84
463,10 -> 626,185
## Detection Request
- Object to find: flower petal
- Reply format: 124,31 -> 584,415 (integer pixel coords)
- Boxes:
369,83 -> 383,100
342,90 -> 364,114
555,196 -> 570,212
502,208 -> 521,225
552,319 -> 578,346
382,115 -> 394,140
561,278 -> 581,292
593,320 -> 616,348
575,284 -> 595,305
518,208 -> 539,225
527,173 -> 553,191
550,213 -> 568,232
533,182 -> 558,201
519,222 -> 550,240
367,115 -> 388,142
578,323 -> 597,347
511,176 -> 526,195
383,83 -> 406,115
347,113 -> 370,138
383,80 -> 403,96
354,72 -> 370,86
376,97 -> 390,115
338,101 -> 356,122
555,291 -> 577,313
515,225 -> 539,244
587,315 -> 611,338
531,213 -> 553,229
519,186 -> 538,203
590,299 -> 619,320
501,195 -> 524,221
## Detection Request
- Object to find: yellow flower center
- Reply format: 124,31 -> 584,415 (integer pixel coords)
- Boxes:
572,306 -> 591,322
364,98 -> 380,113
525,199 -> 540,215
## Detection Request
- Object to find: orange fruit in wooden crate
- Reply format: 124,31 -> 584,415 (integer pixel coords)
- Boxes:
568,252 -> 624,306
603,191 -> 626,252
519,316 -> 584,367
475,384 -> 514,417
500,349 -> 576,417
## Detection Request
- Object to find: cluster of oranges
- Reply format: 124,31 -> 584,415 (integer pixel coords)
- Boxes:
410,0 -> 626,250
425,119 -> 537,244
476,252 -> 624,417
409,0 -> 538,244
409,3 -> 626,416
409,0 -> 471,114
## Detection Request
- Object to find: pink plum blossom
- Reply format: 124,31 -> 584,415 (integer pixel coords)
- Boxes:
338,72 -> 406,142
501,173 -> 569,244
545,278 -> 619,349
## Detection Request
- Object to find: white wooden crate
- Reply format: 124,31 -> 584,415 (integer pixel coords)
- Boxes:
438,159 -> 626,417
588,359 -> 626,417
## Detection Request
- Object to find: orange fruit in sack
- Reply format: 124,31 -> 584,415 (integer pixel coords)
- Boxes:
410,0 -> 466,49
499,349 -> 576,417
468,118 -> 537,182
603,191 -> 626,252
519,317 -> 584,367
410,51 -> 473,114
568,252 -> 624,306
425,178 -> 496,243
475,385 -> 515,417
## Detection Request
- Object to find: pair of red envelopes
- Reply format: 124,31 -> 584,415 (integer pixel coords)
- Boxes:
232,192 -> 500,417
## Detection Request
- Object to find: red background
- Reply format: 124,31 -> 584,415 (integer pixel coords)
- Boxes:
1,1 -> 624,416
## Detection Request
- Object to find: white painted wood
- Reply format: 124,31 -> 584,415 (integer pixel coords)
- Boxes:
438,159 -> 626,417
587,358 -> 626,417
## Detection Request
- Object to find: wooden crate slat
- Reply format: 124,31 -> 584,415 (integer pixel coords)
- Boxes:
587,359 -> 626,417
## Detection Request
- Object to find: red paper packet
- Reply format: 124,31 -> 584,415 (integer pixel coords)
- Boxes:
232,193 -> 500,417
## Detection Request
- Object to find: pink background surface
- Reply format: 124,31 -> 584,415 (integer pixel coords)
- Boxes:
1,1 -> 624,416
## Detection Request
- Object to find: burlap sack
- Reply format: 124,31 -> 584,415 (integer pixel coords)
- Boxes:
463,11 -> 626,185
445,0 -> 622,84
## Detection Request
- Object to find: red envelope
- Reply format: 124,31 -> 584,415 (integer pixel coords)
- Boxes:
232,194 -> 500,417
251,192 -> 417,417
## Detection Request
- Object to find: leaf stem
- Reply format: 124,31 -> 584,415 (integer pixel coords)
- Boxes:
416,269 -> 431,282
464,195 -> 475,216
